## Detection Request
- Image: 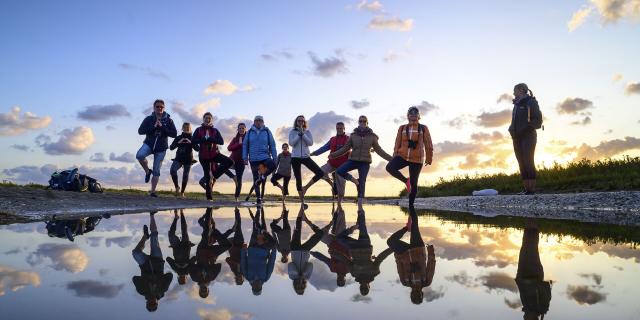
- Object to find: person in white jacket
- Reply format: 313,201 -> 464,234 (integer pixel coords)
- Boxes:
289,115 -> 334,204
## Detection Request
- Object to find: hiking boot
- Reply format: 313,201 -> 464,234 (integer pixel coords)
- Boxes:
145,170 -> 152,183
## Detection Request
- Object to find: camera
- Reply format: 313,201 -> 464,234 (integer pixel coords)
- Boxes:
408,140 -> 418,149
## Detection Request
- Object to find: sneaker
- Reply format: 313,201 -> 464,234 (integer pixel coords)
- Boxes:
303,203 -> 309,210
149,192 -> 158,198
524,190 -> 535,195
245,195 -> 251,202
143,225 -> 150,238
405,178 -> 411,194
145,171 -> 152,183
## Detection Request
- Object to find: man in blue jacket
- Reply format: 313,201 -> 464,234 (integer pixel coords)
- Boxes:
136,99 -> 177,197
242,115 -> 277,204
240,207 -> 277,295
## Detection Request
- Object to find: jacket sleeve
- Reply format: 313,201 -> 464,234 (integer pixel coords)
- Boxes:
265,249 -> 277,281
375,247 -> 394,267
372,137 -> 393,161
275,153 -> 281,169
213,129 -> 224,145
269,129 -> 277,160
169,137 -> 180,150
289,130 -> 300,147
329,137 -> 352,158
425,247 -> 436,286
310,251 -> 331,267
227,136 -> 241,151
393,126 -> 403,157
311,141 -> 331,156
164,118 -> 178,138
138,117 -> 154,135
240,248 -> 248,276
302,130 -> 313,146
242,133 -> 249,161
191,129 -> 202,150
422,125 -> 434,164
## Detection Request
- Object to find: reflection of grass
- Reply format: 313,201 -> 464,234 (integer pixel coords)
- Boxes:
410,156 -> 640,197
409,208 -> 640,246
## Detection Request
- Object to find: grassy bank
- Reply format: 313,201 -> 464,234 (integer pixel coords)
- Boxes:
408,156 -> 640,198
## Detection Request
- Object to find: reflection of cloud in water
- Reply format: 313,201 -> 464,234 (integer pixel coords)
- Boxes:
197,307 -> 252,320
424,286 -> 446,302
27,243 -> 89,273
0,264 -> 41,296
85,237 -> 102,247
105,236 -> 133,248
578,273 -> 602,285
566,285 -> 607,305
351,294 -> 372,303
3,247 -> 23,255
308,259 -> 353,292
188,283 -> 216,305
446,270 -> 477,288
1,223 -> 42,234
164,282 -> 186,302
478,272 -> 517,293
504,297 -> 522,309
66,280 -> 123,298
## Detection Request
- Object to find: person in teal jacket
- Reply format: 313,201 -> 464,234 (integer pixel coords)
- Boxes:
240,206 -> 277,295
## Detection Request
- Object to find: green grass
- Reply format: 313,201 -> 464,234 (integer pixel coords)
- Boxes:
408,156 -> 640,198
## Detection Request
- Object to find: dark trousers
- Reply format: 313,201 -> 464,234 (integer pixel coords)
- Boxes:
270,173 -> 291,195
230,208 -> 244,245
249,208 -> 275,249
270,209 -> 291,233
222,162 -> 245,198
169,212 -> 190,247
516,228 -> 543,280
336,160 -> 370,198
337,214 -> 370,249
291,157 -> 324,191
513,131 -> 537,180
170,161 -> 192,193
198,209 -> 232,255
201,154 -> 234,199
386,215 -> 423,254
249,159 -> 277,198
386,156 -> 422,206
291,217 -> 325,251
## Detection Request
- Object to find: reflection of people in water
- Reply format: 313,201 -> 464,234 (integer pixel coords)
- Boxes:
46,216 -> 102,242
288,205 -> 330,295
516,219 -> 552,319
336,211 -> 393,296
270,204 -> 292,263
189,208 -> 232,299
241,206 -> 277,295
225,207 -> 247,285
386,212 -> 435,304
166,209 -> 195,285
311,207 -> 351,287
131,212 -> 173,312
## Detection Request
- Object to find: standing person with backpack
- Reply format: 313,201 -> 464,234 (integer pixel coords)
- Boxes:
169,123 -> 197,198
310,122 -> 350,209
242,115 -> 278,205
329,115 -> 393,212
226,123 -> 248,202
289,115 -> 333,206
136,99 -> 177,197
509,83 -> 543,195
386,107 -> 433,209
192,112 -> 234,201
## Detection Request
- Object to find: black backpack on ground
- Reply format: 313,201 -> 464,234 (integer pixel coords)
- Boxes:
47,168 -> 103,193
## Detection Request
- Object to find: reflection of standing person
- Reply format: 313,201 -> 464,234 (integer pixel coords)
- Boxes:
189,208 -> 232,299
386,212 -> 435,304
131,212 -> 173,312
386,107 -> 433,209
335,211 -> 393,296
166,209 -> 195,285
508,83 -> 543,195
270,204 -> 292,263
288,205 -> 329,295
46,216 -> 102,242
311,207 -> 351,287
192,112 -> 234,201
241,207 -> 277,295
227,123 -> 248,202
516,220 -> 551,319
242,115 -> 278,204
310,122 -> 350,209
225,207 -> 247,285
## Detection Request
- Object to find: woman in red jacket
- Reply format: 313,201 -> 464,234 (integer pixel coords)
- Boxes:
227,123 -> 247,202
192,112 -> 234,201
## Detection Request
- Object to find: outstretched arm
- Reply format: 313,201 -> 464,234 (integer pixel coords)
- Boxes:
372,138 -> 393,162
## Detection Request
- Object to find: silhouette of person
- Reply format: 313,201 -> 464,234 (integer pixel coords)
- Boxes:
240,206 -> 277,295
131,212 -> 173,312
270,204 -> 292,263
189,208 -> 232,299
336,210 -> 393,296
516,219 -> 552,319
225,207 -> 247,285
288,205 -> 330,295
386,211 -> 435,304
166,209 -> 195,285
46,216 -> 102,242
311,206 -> 351,287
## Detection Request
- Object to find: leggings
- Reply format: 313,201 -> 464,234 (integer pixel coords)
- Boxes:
386,215 -> 424,254
169,212 -> 190,247
291,217 -> 326,251
270,173 -> 291,195
201,154 -> 234,199
516,228 -> 543,280
337,214 -> 370,249
230,208 -> 244,245
170,161 -> 191,193
513,131 -> 537,180
249,208 -> 276,249
222,162 -> 245,198
336,160 -> 370,198
386,156 -> 422,207
291,157 -> 325,191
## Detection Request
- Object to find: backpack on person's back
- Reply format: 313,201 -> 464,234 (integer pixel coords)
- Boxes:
47,168 -> 103,193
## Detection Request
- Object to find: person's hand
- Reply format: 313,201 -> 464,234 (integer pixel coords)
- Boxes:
427,244 -> 435,255
244,160 -> 249,165
298,131 -> 304,136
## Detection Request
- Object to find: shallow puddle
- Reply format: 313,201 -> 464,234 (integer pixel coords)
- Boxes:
0,203 -> 638,319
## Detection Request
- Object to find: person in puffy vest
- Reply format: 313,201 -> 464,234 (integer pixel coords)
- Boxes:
311,122 -> 350,209
386,106 -> 434,209
136,99 -> 177,197
242,115 -> 278,204
516,219 -> 552,319
226,123 -> 248,202
169,122 -> 197,198
289,115 -> 334,206
508,83 -> 543,195
192,112 -> 234,201
386,211 -> 436,304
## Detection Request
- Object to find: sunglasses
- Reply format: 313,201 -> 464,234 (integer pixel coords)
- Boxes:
154,105 -> 164,109
358,120 -> 367,123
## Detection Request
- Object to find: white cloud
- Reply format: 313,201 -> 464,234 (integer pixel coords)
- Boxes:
172,99 -> 221,125
368,16 -> 414,32
475,109 -> 512,128
76,104 -> 131,122
0,265 -> 41,296
350,99 -> 370,109
357,0 -> 383,12
613,73 -> 624,82
118,63 -> 170,80
568,0 -> 640,31
35,126 -> 95,155
90,152 -> 108,163
109,152 -> 136,163
556,97 -> 594,115
203,80 -> 255,96
383,50 -> 400,63
308,52 -> 348,77
27,243 -> 89,273
624,82 -> 640,95
0,106 -> 52,136
568,6 -> 594,31
496,93 -> 514,104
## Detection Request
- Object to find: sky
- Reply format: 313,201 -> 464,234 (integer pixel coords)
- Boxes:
1,0 -> 639,196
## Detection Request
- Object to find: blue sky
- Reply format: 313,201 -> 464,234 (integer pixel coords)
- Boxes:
1,0 -> 639,195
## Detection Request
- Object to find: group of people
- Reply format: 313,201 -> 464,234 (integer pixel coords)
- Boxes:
136,83 -> 543,205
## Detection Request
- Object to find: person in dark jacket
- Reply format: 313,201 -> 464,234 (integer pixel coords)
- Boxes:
169,123 -> 197,198
166,209 -> 194,285
226,123 -> 247,202
270,204 -> 292,263
131,212 -> 173,312
386,211 -> 436,304
225,207 -> 246,285
310,206 -> 351,288
516,219 -> 552,319
136,99 -> 178,197
240,207 -> 277,295
190,208 -> 232,299
508,83 -> 543,195
192,112 -> 234,201
242,115 -> 278,204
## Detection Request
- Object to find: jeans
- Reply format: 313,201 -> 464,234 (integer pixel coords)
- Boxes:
336,160 -> 370,198
321,163 -> 346,197
132,231 -> 162,266
386,156 -> 422,206
513,131 -> 537,180
291,157 -> 324,191
136,143 -> 166,177
170,161 -> 192,193
250,159 -> 276,199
